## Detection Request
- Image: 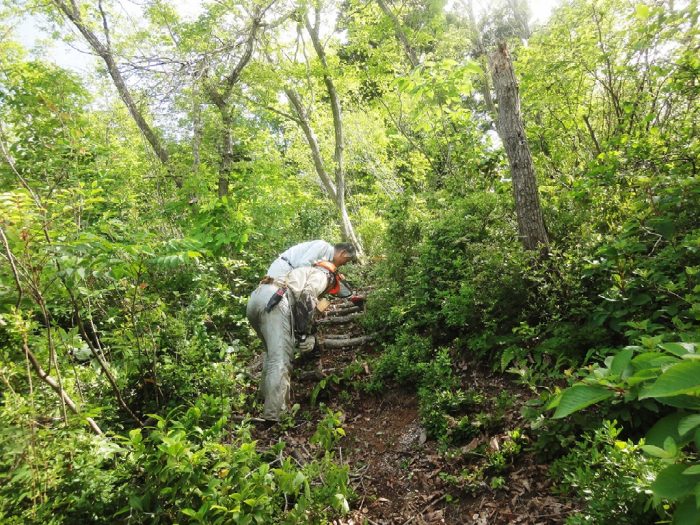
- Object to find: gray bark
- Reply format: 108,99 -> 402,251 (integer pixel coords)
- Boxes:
320,335 -> 375,348
52,0 -> 172,178
375,0 -> 419,67
304,9 -> 364,257
489,42 -> 548,251
203,19 -> 259,197
317,312 -> 364,324
285,87 -> 339,199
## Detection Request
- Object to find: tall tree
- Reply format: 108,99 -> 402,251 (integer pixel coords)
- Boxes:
303,3 -> 364,255
201,15 -> 261,197
489,42 -> 548,250
49,0 -> 174,182
375,0 -> 419,68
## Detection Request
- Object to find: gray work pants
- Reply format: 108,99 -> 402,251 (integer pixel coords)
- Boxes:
246,284 -> 295,421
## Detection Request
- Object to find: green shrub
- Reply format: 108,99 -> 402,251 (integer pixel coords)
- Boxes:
550,340 -> 700,523
119,397 -> 351,524
551,421 -> 660,525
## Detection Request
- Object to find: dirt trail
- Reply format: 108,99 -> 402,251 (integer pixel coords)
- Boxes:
253,298 -> 576,524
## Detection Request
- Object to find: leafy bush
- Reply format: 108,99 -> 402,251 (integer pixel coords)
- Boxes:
551,421 -> 660,525
551,341 -> 700,523
119,397 -> 351,524
0,395 -> 126,524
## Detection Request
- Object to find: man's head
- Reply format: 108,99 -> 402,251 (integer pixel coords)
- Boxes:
332,243 -> 357,267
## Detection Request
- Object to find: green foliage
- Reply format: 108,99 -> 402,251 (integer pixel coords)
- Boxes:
0,394 -> 126,524
118,397 -> 351,524
2,0 -> 700,519
550,341 -> 700,522
551,421 -> 660,525
310,406 -> 347,452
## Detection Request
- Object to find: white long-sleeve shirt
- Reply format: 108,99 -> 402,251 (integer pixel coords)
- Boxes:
266,240 -> 334,278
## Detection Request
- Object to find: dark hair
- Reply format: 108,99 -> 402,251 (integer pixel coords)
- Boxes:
334,242 -> 357,260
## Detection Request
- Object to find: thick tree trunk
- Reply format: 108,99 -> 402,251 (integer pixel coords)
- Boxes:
489,42 -> 549,251
305,12 -> 364,257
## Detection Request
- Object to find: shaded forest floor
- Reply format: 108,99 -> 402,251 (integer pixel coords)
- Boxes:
251,299 -> 578,524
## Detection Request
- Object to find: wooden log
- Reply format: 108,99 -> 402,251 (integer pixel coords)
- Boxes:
321,332 -> 364,340
326,305 -> 361,316
320,335 -> 374,348
317,312 -> 364,325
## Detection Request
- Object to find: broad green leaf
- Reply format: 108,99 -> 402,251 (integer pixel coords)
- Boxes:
641,444 -> 673,459
632,352 -> 679,370
658,395 -> 700,410
610,347 -> 634,375
671,496 -> 700,525
660,343 -> 696,357
683,465 -> 700,475
649,217 -> 676,239
664,436 -> 678,456
626,368 -> 659,385
640,361 -> 700,399
646,413 -> 689,448
652,464 -> 700,499
552,384 -> 614,419
679,415 -> 700,436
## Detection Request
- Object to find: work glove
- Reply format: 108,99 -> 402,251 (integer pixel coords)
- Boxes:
297,335 -> 316,354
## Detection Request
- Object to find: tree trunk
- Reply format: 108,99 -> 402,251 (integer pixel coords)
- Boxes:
192,100 -> 203,173
219,109 -> 233,197
52,0 -> 173,181
285,88 -> 338,199
375,0 -> 419,67
203,18 -> 259,198
305,11 -> 365,257
489,42 -> 549,251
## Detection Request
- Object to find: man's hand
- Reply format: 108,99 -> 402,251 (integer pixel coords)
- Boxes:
297,336 -> 316,354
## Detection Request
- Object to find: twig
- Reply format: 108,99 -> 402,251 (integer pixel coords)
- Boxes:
401,493 -> 448,524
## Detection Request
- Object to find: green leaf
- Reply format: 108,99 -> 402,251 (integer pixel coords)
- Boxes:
631,352 -> 679,370
660,343 -> 696,357
640,361 -> 700,399
634,4 -> 650,20
641,444 -> 673,459
500,347 -> 517,372
646,413 -> 690,448
659,395 -> 700,410
652,464 -> 700,499
679,415 -> 700,436
664,436 -> 678,456
671,496 -> 700,525
610,347 -> 634,375
683,465 -> 700,475
552,384 -> 614,419
649,217 -> 675,239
